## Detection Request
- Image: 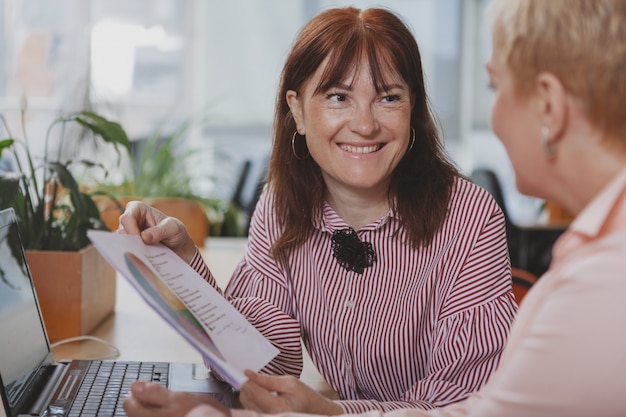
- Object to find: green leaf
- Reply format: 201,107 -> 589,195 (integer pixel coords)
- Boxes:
0,138 -> 14,156
132,123 -> 196,198
0,173 -> 45,250
48,162 -> 87,215
74,111 -> 132,154
0,174 -> 22,211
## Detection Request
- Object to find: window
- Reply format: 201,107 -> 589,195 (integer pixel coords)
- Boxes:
3,0 -> 516,211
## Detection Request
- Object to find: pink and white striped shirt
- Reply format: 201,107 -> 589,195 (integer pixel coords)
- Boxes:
190,177 -> 517,412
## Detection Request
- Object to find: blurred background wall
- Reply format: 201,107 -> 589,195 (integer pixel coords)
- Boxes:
0,0 -> 544,225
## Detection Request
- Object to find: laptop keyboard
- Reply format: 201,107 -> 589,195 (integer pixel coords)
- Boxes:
67,361 -> 169,417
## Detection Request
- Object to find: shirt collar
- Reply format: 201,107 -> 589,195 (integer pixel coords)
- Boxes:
552,168 -> 626,264
313,201 -> 397,233
568,167 -> 626,238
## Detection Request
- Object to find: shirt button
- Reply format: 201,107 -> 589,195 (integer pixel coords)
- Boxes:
345,300 -> 355,308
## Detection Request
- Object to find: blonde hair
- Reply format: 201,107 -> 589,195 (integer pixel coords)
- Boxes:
489,0 -> 626,138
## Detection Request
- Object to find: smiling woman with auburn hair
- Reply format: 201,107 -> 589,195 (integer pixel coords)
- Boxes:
120,6 -> 518,416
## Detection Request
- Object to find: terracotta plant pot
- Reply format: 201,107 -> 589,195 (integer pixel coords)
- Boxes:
25,245 -> 116,343
96,195 -> 133,232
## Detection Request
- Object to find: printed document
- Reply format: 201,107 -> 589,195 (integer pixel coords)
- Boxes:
87,230 -> 279,389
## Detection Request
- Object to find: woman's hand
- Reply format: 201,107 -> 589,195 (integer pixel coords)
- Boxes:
118,201 -> 197,263
239,370 -> 343,415
123,381 -> 230,417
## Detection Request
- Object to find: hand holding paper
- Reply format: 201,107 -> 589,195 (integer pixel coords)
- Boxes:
87,230 -> 279,389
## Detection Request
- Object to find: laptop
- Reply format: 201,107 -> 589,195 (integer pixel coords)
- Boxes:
0,208 -> 234,416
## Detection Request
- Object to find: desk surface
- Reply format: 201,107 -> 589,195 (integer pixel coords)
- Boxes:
515,221 -> 569,231
50,237 -> 335,395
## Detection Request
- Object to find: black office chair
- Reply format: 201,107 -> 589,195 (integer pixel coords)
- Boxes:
470,168 -> 563,277
230,160 -> 252,211
470,169 -> 520,265
230,158 -> 268,236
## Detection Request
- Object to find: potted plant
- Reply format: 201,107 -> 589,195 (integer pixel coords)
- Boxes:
96,119 -> 214,246
0,103 -> 131,342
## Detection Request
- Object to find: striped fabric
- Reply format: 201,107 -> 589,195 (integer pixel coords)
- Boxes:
191,177 -> 518,412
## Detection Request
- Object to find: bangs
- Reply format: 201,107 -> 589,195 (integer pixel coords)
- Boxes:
312,33 -> 412,96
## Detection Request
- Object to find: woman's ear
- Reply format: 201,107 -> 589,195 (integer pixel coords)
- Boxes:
535,72 -> 569,142
286,90 -> 305,134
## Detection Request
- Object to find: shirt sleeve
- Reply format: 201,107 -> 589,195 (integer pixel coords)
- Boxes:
186,197 -> 302,377
338,192 -> 518,413
223,190 -> 304,377
189,247 -> 222,294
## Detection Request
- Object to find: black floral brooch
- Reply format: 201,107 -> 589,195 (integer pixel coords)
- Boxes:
331,227 -> 377,274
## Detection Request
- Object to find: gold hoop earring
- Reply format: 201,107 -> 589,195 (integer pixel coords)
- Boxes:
291,131 -> 310,160
541,126 -> 555,158
408,127 -> 416,152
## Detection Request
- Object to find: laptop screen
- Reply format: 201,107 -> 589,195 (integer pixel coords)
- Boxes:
0,208 -> 54,412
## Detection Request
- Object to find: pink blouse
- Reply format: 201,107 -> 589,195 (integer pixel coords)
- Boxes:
190,177 -> 517,412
